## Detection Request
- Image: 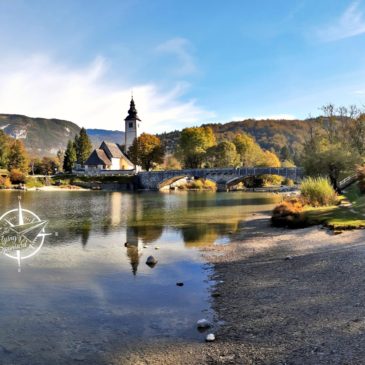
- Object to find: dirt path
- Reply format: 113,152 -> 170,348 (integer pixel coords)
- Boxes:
114,214 -> 365,365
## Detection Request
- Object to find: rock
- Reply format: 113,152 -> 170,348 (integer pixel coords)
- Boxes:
155,246 -> 160,250
146,256 -> 158,267
285,256 -> 293,261
143,245 -> 148,248
197,319 -> 211,329
211,292 -> 221,297
205,333 -> 215,342
176,282 -> 184,287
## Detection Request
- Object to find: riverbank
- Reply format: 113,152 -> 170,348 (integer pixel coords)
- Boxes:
115,213 -> 365,364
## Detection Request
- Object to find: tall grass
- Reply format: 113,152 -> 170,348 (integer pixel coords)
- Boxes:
300,177 -> 337,207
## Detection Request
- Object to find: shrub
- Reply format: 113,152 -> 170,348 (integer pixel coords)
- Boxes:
300,177 -> 337,207
10,168 -> 26,184
25,177 -> 44,188
282,177 -> 294,186
271,197 -> 305,227
0,176 -> 11,189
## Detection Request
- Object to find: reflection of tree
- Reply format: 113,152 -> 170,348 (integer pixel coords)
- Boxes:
80,219 -> 92,247
127,225 -> 163,244
181,222 -> 237,248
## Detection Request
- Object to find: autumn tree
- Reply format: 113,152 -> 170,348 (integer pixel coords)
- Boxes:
206,141 -> 239,168
128,133 -> 164,171
233,132 -> 264,167
177,126 -> 216,168
63,140 -> 77,172
8,139 -> 28,172
75,127 -> 92,165
258,150 -> 281,167
0,130 -> 11,169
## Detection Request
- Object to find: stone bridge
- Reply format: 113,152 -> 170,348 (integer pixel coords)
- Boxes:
137,167 -> 304,191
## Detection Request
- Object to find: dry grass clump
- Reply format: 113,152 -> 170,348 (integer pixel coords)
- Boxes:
271,197 -> 305,227
300,177 -> 337,207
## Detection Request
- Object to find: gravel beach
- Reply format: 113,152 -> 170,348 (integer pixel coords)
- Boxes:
113,213 -> 365,365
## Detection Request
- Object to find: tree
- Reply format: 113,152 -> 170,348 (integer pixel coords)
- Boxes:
128,133 -> 164,171
63,140 -> 77,172
7,140 -> 28,172
259,150 -> 281,167
177,126 -> 216,168
0,131 -> 11,169
233,132 -> 264,167
206,141 -> 239,167
75,127 -> 92,165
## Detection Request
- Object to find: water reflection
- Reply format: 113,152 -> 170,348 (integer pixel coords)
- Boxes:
0,190 -> 280,363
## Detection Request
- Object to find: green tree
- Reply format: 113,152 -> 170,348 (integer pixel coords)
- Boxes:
233,132 -> 264,167
63,140 -> 77,172
128,133 -> 164,171
206,141 -> 239,167
177,126 -> 216,168
75,127 -> 92,165
8,140 -> 28,172
0,130 -> 11,169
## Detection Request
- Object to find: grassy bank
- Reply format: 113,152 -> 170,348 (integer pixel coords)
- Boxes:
299,183 -> 365,230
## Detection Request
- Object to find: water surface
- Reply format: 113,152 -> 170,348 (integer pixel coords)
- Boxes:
0,190 -> 279,364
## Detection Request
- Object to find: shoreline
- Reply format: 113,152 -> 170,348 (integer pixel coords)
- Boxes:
116,213 -> 365,364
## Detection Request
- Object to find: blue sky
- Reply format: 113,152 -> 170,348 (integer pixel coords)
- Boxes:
1,0 -> 365,132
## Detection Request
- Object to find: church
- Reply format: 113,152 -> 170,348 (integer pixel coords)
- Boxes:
84,98 -> 141,172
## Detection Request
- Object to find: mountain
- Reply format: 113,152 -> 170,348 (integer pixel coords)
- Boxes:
0,113 -> 313,161
0,114 -> 81,156
87,129 -> 125,149
0,114 -> 125,156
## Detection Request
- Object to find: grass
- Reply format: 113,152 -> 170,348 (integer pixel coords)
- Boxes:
300,183 -> 365,230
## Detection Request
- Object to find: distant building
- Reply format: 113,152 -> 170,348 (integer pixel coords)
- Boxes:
82,97 -> 141,173
84,141 -> 134,171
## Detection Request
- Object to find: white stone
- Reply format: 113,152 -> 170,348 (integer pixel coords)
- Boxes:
206,333 -> 215,342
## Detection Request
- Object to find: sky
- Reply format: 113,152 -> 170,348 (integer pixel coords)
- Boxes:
1,0 -> 365,132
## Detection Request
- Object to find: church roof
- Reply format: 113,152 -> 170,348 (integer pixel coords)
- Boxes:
101,141 -> 124,159
125,97 -> 141,121
85,149 -> 111,166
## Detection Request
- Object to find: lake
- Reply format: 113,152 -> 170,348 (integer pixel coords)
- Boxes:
0,190 -> 279,364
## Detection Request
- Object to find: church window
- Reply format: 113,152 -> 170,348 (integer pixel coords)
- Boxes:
129,122 -> 133,128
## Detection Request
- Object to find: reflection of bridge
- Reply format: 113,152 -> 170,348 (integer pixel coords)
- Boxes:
137,167 -> 304,191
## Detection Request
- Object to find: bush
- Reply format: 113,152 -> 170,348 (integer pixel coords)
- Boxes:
282,177 -> 294,186
271,197 -> 305,227
300,177 -> 337,207
25,177 -> 45,188
10,169 -> 26,184
0,176 -> 11,189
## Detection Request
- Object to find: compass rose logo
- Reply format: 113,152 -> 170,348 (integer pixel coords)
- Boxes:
0,196 -> 49,271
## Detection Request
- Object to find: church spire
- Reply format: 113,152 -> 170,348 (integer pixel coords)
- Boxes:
125,97 -> 141,121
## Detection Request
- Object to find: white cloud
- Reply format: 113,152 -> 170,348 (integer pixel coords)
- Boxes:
156,37 -> 197,75
316,1 -> 365,42
0,54 -> 214,133
232,114 -> 296,121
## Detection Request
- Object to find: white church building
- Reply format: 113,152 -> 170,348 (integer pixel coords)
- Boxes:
83,98 -> 141,173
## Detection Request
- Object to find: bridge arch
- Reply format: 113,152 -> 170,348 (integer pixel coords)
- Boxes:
158,175 -> 218,190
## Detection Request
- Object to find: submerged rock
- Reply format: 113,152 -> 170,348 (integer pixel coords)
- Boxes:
285,256 -> 293,261
176,282 -> 184,287
197,319 -> 211,329
206,333 -> 215,342
146,256 -> 158,267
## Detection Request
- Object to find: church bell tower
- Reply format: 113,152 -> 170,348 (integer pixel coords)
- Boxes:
124,97 -> 141,153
